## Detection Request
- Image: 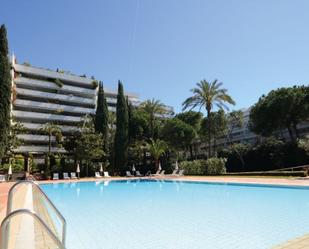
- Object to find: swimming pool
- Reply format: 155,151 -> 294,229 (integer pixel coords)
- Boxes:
41,180 -> 309,249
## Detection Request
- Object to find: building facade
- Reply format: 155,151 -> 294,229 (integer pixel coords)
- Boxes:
197,107 -> 309,156
10,56 -> 140,162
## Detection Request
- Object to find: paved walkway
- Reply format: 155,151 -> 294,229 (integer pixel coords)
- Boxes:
1,176 -> 309,248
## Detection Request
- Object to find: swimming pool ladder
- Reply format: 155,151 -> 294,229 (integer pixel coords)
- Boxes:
0,180 -> 67,249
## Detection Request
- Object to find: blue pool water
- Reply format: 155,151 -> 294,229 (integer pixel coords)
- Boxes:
41,180 -> 309,249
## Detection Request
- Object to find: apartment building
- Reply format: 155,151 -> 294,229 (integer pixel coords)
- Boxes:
10,56 -> 140,159
196,108 -> 309,157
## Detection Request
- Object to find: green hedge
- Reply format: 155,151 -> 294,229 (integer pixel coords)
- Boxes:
179,158 -> 227,175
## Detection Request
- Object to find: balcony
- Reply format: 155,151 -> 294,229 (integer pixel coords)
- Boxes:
14,145 -> 66,154
14,64 -> 93,88
17,134 -> 56,142
15,77 -> 96,98
14,99 -> 95,115
13,110 -> 82,123
18,122 -> 79,133
15,88 -> 96,107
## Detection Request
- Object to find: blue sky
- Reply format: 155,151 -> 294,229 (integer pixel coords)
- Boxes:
1,0 -> 309,113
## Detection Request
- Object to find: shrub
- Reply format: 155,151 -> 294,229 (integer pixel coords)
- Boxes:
221,139 -> 309,172
206,157 -> 227,175
54,78 -> 63,88
0,154 -> 24,173
179,160 -> 206,175
179,158 -> 227,175
0,163 -> 23,173
92,80 -> 99,89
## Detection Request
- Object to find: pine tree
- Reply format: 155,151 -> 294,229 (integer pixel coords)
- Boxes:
95,81 -> 109,150
113,81 -> 129,174
0,24 -> 12,159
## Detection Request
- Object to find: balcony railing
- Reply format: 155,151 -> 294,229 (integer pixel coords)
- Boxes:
17,134 -> 57,142
13,110 -> 82,123
16,88 -> 96,106
14,63 -> 93,88
14,145 -> 66,153
17,122 -> 79,133
14,99 -> 95,115
15,77 -> 96,98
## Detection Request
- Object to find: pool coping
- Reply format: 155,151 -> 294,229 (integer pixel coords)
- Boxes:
37,175 -> 309,188
39,177 -> 309,190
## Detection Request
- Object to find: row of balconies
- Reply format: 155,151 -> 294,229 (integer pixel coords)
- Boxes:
14,145 -> 66,153
13,110 -> 82,123
14,99 -> 95,115
15,88 -> 96,107
17,134 -> 57,142
14,63 -> 93,88
19,122 -> 79,133
15,77 -> 96,98
14,64 -> 141,99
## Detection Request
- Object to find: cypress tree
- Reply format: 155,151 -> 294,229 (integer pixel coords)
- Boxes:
0,24 -> 12,159
113,81 -> 129,174
95,81 -> 109,150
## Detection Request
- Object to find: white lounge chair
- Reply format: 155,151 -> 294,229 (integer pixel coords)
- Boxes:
95,172 -> 102,178
178,169 -> 184,176
136,171 -> 143,177
126,171 -> 134,177
0,174 -> 6,182
104,171 -> 111,178
151,170 -> 161,176
171,169 -> 178,176
70,172 -> 77,179
53,173 -> 59,180
159,170 -> 165,176
63,172 -> 70,180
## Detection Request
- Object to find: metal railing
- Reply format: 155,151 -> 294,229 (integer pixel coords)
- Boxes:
1,209 -> 65,249
1,180 -> 66,248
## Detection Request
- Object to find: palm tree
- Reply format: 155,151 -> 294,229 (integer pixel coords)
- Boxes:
140,98 -> 169,138
182,79 -> 235,157
40,123 -> 62,155
146,138 -> 168,171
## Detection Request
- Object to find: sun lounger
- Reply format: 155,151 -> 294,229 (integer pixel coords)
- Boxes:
95,172 -> 102,178
151,170 -> 161,176
70,172 -> 77,179
171,169 -> 178,176
63,172 -> 70,180
126,171 -> 134,177
103,171 -> 111,178
0,174 -> 6,182
159,170 -> 165,176
178,169 -> 184,176
136,171 -> 143,177
53,173 -> 59,180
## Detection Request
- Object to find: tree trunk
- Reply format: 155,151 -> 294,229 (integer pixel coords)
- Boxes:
287,126 -> 295,141
292,122 -> 299,139
189,145 -> 193,160
48,133 -> 51,155
155,159 -> 159,171
207,108 -> 211,158
213,136 -> 217,157
193,143 -> 197,159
